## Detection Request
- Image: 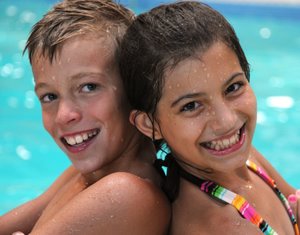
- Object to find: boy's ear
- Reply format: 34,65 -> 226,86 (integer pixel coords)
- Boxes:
129,110 -> 162,140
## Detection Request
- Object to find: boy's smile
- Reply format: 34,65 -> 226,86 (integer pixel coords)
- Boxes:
32,35 -> 136,174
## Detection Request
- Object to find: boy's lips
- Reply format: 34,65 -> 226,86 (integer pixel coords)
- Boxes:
61,128 -> 100,153
200,124 -> 246,156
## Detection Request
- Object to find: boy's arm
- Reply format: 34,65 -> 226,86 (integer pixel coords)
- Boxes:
29,172 -> 171,235
0,165 -> 75,235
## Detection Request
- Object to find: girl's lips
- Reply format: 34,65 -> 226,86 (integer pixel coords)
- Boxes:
201,124 -> 246,156
61,129 -> 100,153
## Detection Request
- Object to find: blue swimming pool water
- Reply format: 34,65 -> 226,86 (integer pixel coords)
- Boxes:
0,0 -> 299,215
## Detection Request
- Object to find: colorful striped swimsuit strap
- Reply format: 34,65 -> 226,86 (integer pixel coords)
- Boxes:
179,162 -> 299,235
246,160 -> 299,235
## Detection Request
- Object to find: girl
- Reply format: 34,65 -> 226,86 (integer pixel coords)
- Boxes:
119,1 -> 299,234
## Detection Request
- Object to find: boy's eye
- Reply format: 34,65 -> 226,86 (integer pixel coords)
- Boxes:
81,83 -> 98,93
225,82 -> 243,95
180,101 -> 201,112
40,93 -> 57,103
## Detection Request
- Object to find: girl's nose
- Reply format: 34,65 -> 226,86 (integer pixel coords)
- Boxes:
55,99 -> 82,125
209,102 -> 237,136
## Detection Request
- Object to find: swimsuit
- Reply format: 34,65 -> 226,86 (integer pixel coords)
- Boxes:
179,160 -> 299,235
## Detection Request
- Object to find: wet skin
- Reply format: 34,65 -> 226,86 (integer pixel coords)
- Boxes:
33,35 -> 138,178
154,41 -> 257,181
148,42 -> 295,234
5,34 -> 170,234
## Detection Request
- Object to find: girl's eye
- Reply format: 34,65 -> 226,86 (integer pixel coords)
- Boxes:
180,101 -> 201,112
40,93 -> 57,103
81,83 -> 98,93
225,82 -> 244,95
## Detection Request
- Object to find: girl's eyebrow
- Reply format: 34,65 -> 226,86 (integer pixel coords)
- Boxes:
170,72 -> 245,108
223,72 -> 245,88
171,92 -> 205,108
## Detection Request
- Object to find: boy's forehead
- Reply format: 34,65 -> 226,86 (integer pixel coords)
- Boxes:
32,32 -> 115,64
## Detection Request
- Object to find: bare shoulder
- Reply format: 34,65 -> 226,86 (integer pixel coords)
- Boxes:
0,166 -> 76,235
250,147 -> 295,195
171,187 -> 261,235
92,172 -> 171,234
31,172 -> 170,235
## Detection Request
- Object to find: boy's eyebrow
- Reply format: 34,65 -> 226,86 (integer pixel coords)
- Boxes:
34,72 -> 106,93
170,71 -> 245,108
70,72 -> 106,81
34,82 -> 47,93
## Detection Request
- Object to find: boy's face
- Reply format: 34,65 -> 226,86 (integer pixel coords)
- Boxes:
32,35 -> 135,174
154,42 -> 257,175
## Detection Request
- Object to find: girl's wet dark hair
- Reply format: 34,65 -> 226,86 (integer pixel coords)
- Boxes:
119,1 -> 250,201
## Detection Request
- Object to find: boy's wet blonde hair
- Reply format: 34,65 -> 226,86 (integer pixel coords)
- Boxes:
24,0 -> 134,64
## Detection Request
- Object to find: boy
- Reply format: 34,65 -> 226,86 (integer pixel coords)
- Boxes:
0,0 -> 170,234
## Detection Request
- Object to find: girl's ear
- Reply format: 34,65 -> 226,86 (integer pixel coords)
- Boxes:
129,110 -> 162,140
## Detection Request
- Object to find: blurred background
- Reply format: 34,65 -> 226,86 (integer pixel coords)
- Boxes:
1,0 -> 300,214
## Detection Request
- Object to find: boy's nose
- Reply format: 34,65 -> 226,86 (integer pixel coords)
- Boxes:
55,99 -> 82,125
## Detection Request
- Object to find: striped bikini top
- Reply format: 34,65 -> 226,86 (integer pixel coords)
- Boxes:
179,160 -> 299,235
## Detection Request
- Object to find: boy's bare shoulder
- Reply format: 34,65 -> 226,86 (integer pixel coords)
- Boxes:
90,172 -> 171,233
31,171 -> 170,235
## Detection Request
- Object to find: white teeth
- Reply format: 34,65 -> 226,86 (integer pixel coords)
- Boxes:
204,131 -> 240,151
66,137 -> 76,145
75,135 -> 83,144
64,130 -> 98,146
83,133 -> 88,140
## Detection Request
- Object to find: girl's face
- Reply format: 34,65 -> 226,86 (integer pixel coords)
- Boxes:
154,42 -> 257,174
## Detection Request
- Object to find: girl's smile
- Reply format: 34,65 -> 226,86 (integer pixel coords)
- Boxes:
153,42 -> 257,173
